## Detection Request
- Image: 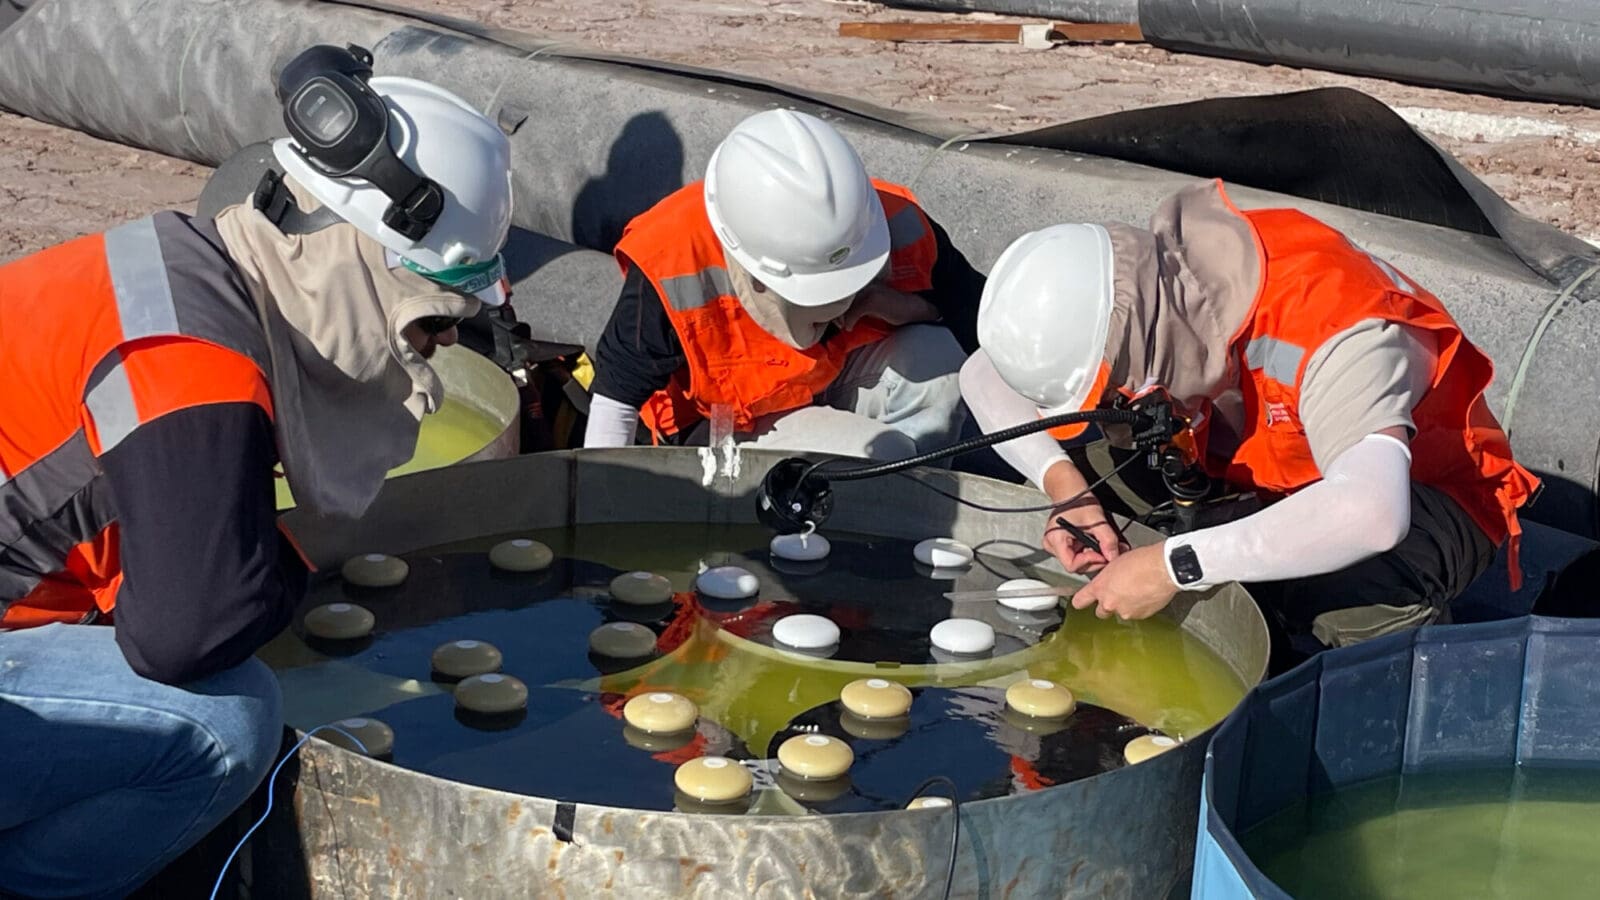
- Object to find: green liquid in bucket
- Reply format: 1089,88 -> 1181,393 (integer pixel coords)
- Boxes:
1240,767 -> 1600,900
274,398 -> 505,509
262,524 -> 1247,811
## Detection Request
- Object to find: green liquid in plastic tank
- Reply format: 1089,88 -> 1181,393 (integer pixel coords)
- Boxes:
274,398 -> 503,509
1240,768 -> 1600,900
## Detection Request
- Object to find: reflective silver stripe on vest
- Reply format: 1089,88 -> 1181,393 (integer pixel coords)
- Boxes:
659,266 -> 733,312
888,204 -> 927,250
1245,335 -> 1307,386
84,359 -> 139,453
1367,253 -> 1412,293
0,431 -> 113,601
104,217 -> 180,339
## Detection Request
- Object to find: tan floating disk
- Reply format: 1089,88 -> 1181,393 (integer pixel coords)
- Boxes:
1002,707 -> 1072,738
913,537 -> 974,568
1005,678 -> 1077,719
776,770 -> 852,803
340,553 -> 409,587
431,639 -> 503,679
488,538 -> 554,572
623,691 -> 698,734
303,602 -> 375,640
610,571 -> 674,606
777,734 -> 854,780
324,717 -> 394,757
907,796 -> 953,811
1123,734 -> 1182,765
588,621 -> 657,658
674,756 -> 753,803
624,724 -> 695,754
840,678 -> 913,719
839,711 -> 911,742
454,673 -> 528,715
673,791 -> 752,816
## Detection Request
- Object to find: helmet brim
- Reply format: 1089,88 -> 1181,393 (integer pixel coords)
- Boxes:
1036,360 -> 1113,440
721,193 -> 892,309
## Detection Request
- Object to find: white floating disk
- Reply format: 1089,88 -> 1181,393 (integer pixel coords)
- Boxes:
696,566 -> 760,600
913,538 -> 974,569
770,532 -> 831,562
772,614 -> 841,650
929,618 -> 995,655
996,578 -> 1061,612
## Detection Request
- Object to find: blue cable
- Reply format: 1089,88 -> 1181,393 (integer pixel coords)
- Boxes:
209,723 -> 369,900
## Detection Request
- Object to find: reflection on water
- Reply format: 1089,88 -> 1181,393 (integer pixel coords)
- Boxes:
261,524 -> 1247,812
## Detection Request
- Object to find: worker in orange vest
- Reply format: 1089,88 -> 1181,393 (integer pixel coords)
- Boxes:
583,109 -> 983,460
963,180 -> 1538,670
0,46 -> 513,896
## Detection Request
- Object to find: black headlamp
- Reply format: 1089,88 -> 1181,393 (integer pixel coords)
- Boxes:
275,44 -> 444,242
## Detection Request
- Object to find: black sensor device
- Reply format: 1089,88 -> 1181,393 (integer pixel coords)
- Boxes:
275,44 -> 444,242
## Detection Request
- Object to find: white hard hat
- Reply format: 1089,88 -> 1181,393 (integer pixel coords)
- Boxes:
273,76 -> 513,305
978,223 -> 1117,419
703,109 -> 888,308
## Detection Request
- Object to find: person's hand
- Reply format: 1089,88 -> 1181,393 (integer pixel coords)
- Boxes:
1071,543 -> 1179,621
836,284 -> 940,330
1043,503 -> 1127,574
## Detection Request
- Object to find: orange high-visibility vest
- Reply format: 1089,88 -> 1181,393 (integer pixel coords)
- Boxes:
1206,185 -> 1539,587
0,214 -> 274,626
615,179 -> 940,440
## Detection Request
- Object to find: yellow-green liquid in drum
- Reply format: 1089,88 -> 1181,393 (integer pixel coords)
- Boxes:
425,524 -> 1248,750
274,399 -> 505,509
1240,768 -> 1600,900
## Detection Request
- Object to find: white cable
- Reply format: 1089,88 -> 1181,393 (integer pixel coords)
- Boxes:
1164,433 -> 1413,589
209,724 -> 369,900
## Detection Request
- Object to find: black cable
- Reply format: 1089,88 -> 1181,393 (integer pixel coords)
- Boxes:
891,449 -> 1145,515
801,407 -> 1143,487
905,775 -> 962,900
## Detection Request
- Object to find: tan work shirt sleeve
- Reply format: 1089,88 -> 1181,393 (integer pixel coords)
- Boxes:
1299,318 -> 1437,471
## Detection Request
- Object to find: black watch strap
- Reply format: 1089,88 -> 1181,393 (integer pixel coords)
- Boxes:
1168,543 -> 1205,587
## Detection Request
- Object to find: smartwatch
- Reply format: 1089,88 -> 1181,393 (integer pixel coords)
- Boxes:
1167,543 -> 1205,587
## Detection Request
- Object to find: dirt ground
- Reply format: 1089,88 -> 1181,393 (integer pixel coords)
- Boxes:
4,0 -> 1599,263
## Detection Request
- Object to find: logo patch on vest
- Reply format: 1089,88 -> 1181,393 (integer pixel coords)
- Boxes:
1265,401 -> 1294,426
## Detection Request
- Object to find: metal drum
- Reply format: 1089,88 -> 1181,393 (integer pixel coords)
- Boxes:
259,448 -> 1269,899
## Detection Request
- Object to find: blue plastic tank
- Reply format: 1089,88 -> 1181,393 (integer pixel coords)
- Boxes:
1192,616 -> 1600,898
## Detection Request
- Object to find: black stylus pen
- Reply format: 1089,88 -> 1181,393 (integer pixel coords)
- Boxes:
1055,516 -> 1104,555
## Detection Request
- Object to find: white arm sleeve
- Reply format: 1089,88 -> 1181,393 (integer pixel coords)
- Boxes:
583,394 -> 642,448
959,350 -> 1071,489
1163,433 -> 1413,589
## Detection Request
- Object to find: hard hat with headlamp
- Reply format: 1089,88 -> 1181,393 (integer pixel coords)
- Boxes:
703,109 -> 888,308
270,44 -> 514,307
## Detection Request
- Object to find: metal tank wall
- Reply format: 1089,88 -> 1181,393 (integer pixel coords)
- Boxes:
2,0 -> 1597,538
264,447 -> 1267,899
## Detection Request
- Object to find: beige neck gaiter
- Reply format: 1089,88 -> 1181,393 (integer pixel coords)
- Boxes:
214,177 -> 480,520
1099,182 -> 1265,450
727,260 -> 853,351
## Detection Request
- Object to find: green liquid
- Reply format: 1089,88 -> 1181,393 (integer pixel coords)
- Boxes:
1240,768 -> 1600,900
274,398 -> 504,509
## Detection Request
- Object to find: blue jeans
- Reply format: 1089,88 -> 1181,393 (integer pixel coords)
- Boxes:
0,623 -> 282,898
